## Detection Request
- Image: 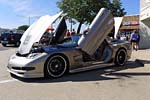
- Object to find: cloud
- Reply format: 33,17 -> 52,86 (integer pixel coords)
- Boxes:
0,0 -> 60,28
0,0 -> 58,17
0,0 -> 32,16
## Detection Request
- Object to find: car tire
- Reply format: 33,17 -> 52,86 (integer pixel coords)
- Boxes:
15,42 -> 20,47
45,55 -> 67,78
115,49 -> 127,66
2,43 -> 6,47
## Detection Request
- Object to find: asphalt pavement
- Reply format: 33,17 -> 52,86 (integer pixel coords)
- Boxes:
0,44 -> 150,100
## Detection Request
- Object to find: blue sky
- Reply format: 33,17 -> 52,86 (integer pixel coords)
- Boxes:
121,0 -> 139,15
0,0 -> 139,29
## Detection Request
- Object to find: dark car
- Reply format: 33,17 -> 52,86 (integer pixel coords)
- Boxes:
1,31 -> 23,47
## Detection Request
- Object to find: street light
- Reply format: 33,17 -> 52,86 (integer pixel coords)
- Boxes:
29,16 -> 30,26
28,16 -> 41,26
69,18 -> 73,32
16,14 -> 40,26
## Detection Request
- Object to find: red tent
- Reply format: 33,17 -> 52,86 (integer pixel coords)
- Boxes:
47,27 -> 54,31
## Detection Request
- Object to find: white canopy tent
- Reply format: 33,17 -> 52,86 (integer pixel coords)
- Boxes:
114,17 -> 123,39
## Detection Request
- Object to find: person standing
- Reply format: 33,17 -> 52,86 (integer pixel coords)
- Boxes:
130,30 -> 138,51
66,29 -> 71,38
71,29 -> 76,35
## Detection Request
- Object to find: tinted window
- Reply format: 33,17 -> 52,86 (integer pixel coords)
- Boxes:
1,33 -> 10,38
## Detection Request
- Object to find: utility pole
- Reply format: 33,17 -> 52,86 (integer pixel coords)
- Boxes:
70,18 -> 72,32
16,15 -> 40,26
29,16 -> 31,26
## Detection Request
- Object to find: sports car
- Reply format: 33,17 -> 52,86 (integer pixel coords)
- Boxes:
7,8 -> 132,78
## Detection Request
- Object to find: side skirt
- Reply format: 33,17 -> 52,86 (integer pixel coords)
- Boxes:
69,62 -> 114,73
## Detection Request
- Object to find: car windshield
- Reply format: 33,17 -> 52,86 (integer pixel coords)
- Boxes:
33,35 -> 80,48
57,35 -> 80,48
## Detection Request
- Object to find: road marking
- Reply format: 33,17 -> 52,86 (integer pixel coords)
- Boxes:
0,79 -> 18,84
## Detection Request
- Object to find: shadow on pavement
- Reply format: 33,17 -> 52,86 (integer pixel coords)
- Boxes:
106,72 -> 150,78
11,60 -> 146,83
135,59 -> 150,66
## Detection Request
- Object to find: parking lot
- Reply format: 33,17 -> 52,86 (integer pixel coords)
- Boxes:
0,44 -> 150,100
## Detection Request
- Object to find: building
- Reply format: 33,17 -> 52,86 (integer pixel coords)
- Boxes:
120,15 -> 139,34
140,0 -> 150,48
115,15 -> 139,41
0,28 -> 10,34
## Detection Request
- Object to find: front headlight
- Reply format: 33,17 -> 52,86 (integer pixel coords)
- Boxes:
27,53 -> 41,59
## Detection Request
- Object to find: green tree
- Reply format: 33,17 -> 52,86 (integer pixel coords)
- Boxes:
57,0 -> 111,33
110,0 -> 126,17
57,0 -> 126,33
108,0 -> 126,38
17,25 -> 29,31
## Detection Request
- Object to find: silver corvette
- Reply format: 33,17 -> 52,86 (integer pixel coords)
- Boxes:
7,8 -> 132,78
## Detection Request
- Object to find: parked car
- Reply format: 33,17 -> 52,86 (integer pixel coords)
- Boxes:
1,31 -> 23,47
7,8 -> 132,78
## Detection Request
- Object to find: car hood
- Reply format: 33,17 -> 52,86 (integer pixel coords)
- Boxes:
18,12 -> 63,55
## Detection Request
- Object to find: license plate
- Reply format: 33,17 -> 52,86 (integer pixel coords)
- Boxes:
4,38 -> 7,40
1,41 -> 8,43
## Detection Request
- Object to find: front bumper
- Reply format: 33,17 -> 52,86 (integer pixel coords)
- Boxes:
7,68 -> 44,78
7,53 -> 48,78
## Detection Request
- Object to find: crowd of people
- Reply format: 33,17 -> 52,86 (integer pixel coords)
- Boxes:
42,27 -> 140,51
117,30 -> 140,51
65,29 -> 76,38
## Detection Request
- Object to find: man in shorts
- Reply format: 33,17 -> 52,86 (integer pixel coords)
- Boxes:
130,30 -> 139,51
